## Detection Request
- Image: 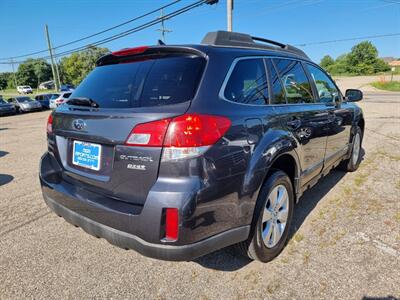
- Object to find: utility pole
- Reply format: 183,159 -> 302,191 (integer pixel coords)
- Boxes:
10,58 -> 18,88
45,24 -> 60,91
157,9 -> 172,43
54,55 -> 61,89
227,0 -> 233,32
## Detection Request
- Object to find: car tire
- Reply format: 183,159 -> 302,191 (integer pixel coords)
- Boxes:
339,126 -> 363,172
238,170 -> 294,262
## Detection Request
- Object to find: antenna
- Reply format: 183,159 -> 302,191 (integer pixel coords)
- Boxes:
156,9 -> 172,43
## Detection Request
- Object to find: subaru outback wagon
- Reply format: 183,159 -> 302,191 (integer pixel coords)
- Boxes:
40,31 -> 364,262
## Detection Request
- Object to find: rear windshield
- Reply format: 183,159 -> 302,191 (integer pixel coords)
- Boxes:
70,55 -> 205,108
63,92 -> 72,98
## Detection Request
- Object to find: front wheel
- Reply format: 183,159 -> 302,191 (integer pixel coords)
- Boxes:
339,126 -> 363,172
238,170 -> 294,262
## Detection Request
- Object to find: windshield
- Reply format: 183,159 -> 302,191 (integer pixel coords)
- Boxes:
17,97 -> 33,103
0,99 -> 6,104
50,94 -> 60,100
70,55 -> 205,108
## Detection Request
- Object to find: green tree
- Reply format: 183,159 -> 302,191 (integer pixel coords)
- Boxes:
0,72 -> 11,90
320,41 -> 390,75
327,54 -> 350,75
320,55 -> 334,69
16,58 -> 52,88
60,46 -> 109,86
347,41 -> 389,75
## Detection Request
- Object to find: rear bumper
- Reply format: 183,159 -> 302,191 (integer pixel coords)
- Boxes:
39,152 -> 250,261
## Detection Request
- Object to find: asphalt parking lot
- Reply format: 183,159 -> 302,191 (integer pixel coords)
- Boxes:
0,91 -> 399,299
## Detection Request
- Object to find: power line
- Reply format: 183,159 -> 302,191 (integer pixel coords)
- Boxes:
295,33 -> 400,47
0,0 -> 181,61
0,0 -> 210,65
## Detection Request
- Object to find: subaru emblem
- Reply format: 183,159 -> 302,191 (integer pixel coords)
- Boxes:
73,119 -> 86,130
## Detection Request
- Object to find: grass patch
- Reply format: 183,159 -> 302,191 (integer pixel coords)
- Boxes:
354,173 -> 368,187
302,250 -> 311,265
394,211 -> 400,223
371,81 -> 400,92
293,232 -> 304,243
0,88 -> 59,98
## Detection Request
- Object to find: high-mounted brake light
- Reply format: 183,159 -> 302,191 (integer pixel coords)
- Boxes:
111,46 -> 149,57
125,114 -> 231,160
165,208 -> 179,241
47,114 -> 53,134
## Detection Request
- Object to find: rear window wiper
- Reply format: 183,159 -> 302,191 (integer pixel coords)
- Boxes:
66,97 -> 100,108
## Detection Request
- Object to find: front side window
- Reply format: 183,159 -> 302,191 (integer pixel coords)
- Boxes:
273,59 -> 314,104
224,59 -> 269,105
306,64 -> 339,103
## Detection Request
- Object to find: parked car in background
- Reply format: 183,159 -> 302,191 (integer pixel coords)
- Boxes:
0,98 -> 16,116
39,80 -> 55,90
49,92 -> 71,109
17,85 -> 33,94
8,96 -> 42,113
60,84 -> 75,92
35,93 -> 59,110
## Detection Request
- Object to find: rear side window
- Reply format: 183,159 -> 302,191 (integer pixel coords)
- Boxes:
224,59 -> 269,105
71,55 -> 205,108
306,64 -> 339,103
273,59 -> 314,104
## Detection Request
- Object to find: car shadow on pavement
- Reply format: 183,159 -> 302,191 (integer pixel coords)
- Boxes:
195,149 -> 365,271
0,174 -> 14,186
0,150 -> 9,158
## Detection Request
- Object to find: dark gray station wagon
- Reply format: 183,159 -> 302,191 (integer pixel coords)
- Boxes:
40,31 -> 364,262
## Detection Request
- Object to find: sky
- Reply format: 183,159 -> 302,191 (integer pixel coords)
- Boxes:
0,0 -> 399,72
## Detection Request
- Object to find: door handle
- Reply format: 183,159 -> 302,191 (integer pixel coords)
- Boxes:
286,118 -> 301,129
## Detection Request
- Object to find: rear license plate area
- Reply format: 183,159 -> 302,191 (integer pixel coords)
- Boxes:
72,140 -> 102,171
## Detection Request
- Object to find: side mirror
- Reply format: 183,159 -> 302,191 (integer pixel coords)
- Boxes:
345,89 -> 363,102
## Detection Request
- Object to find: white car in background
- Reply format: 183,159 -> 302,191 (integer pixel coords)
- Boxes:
17,85 -> 33,94
49,92 -> 72,109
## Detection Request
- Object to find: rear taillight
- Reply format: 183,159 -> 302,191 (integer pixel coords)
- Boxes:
125,118 -> 171,146
164,114 -> 231,147
47,114 -> 53,134
165,208 -> 179,241
125,114 -> 231,160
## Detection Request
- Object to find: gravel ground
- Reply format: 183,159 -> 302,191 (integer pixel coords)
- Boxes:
0,91 -> 399,299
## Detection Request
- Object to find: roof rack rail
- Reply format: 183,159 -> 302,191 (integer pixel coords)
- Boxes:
201,31 -> 309,59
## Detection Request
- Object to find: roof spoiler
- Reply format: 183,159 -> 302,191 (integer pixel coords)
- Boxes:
96,46 -> 206,66
201,31 -> 309,59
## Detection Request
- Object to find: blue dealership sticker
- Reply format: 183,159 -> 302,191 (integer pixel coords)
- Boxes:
72,141 -> 102,171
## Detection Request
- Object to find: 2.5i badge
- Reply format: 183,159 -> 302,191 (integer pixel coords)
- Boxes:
127,164 -> 146,171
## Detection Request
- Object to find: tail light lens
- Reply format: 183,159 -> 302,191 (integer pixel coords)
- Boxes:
47,114 -> 53,134
125,114 -> 231,160
164,114 -> 231,147
126,118 -> 171,146
165,208 -> 179,241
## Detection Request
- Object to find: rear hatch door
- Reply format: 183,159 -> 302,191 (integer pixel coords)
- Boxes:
51,49 -> 206,205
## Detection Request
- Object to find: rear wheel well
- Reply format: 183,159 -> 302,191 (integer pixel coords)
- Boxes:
266,154 -> 297,194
